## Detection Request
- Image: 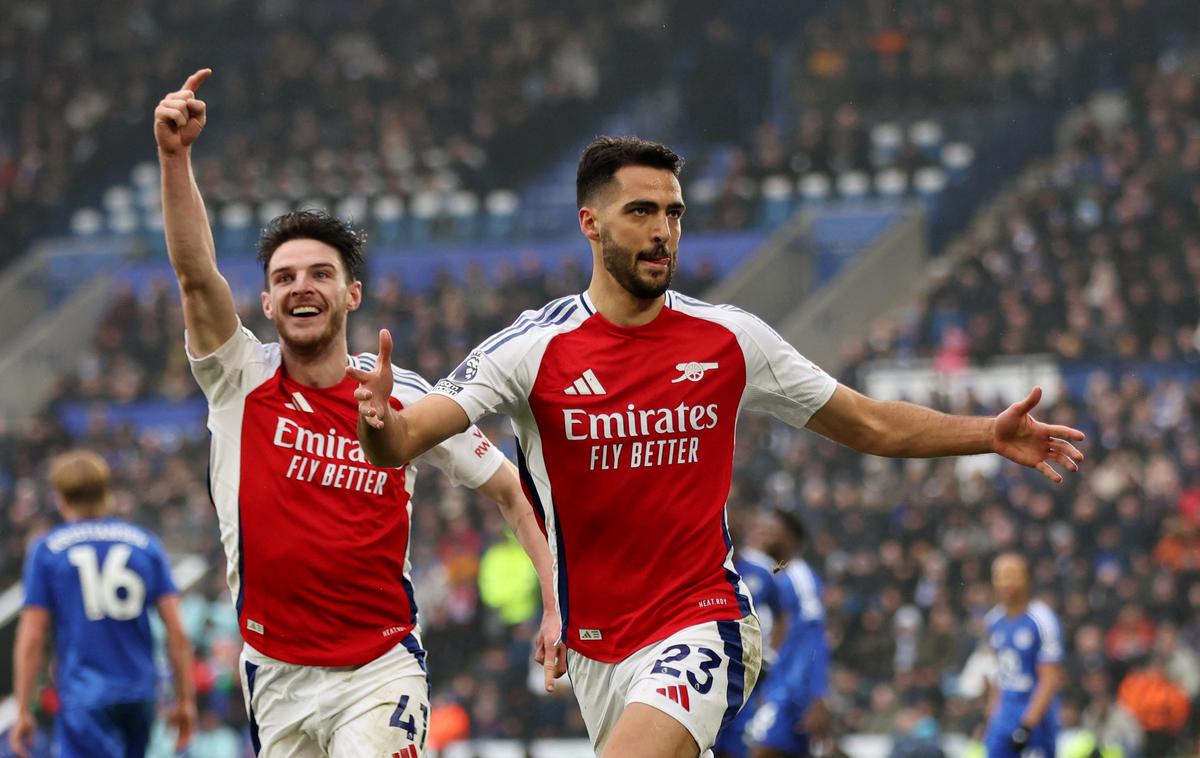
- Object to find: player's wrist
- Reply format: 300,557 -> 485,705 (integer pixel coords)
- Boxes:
158,146 -> 192,162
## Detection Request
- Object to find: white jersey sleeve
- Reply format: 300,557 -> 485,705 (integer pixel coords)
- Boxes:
186,320 -> 280,408
701,304 -> 837,427
385,363 -> 505,489
431,295 -> 584,423
1030,600 -> 1064,664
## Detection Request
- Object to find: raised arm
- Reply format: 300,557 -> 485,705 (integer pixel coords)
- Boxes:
348,329 -> 472,467
806,385 -> 1085,484
154,68 -> 238,357
474,459 -> 567,692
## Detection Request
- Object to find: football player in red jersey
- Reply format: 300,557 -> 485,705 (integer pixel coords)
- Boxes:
155,69 -> 565,758
350,136 -> 1086,758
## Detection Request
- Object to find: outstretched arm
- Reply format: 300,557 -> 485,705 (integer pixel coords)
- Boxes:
348,329 -> 472,467
155,68 -> 238,357
806,385 -> 1084,483
474,459 -> 566,692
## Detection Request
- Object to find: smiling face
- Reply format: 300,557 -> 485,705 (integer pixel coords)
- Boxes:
260,239 -> 362,359
584,165 -> 685,300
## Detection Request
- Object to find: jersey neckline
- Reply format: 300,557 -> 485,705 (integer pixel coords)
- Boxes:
578,290 -> 678,336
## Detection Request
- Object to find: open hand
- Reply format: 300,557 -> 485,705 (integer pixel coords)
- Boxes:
346,329 -> 395,429
992,387 -> 1085,484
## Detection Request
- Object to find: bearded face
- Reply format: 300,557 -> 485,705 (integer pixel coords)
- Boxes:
274,295 -> 348,358
262,239 -> 360,360
600,225 -> 676,300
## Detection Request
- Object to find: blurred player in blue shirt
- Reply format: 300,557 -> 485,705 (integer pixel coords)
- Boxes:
984,553 -> 1064,758
715,508 -> 783,758
8,450 -> 196,758
747,509 -> 830,758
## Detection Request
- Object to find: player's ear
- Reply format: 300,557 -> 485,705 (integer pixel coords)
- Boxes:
261,290 -> 273,320
579,206 -> 602,243
346,280 -> 363,312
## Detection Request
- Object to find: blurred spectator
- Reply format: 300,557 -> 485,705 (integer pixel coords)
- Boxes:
1154,517 -> 1200,573
1156,623 -> 1200,700
1079,668 -> 1146,756
888,706 -> 944,758
1106,606 -> 1157,666
478,530 -> 541,627
1117,657 -> 1191,756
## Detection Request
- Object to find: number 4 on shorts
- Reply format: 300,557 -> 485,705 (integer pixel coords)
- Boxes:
389,694 -> 429,747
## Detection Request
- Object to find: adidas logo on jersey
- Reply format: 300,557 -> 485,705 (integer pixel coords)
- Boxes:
656,684 -> 691,711
392,747 -> 418,758
283,391 -> 314,412
563,369 -> 606,396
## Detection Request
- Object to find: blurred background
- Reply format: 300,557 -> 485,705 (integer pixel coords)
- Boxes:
1,0 -> 1199,755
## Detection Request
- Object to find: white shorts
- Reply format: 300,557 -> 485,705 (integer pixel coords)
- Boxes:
567,615 -> 762,756
239,633 -> 430,757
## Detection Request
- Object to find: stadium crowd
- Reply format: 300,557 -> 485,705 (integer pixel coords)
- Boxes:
1,0 -> 680,263
849,63 -> 1200,366
6,0 -> 1186,266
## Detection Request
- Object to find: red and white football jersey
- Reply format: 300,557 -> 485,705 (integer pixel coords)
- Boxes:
189,322 -> 503,666
432,291 -> 836,662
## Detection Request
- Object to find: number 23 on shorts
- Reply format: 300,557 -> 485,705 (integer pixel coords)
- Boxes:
652,644 -> 723,694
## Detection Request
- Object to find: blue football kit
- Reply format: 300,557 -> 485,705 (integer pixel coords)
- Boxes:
21,518 -> 177,758
984,600 -> 1063,758
746,558 -> 828,757
714,548 -> 782,757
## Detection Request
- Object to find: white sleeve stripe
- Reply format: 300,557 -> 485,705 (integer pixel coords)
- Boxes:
351,355 -> 432,393
393,369 -> 433,390
482,302 -> 580,355
478,296 -> 575,352
1028,604 -> 1062,649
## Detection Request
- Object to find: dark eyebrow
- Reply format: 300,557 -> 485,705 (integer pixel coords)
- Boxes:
622,199 -> 687,213
269,262 -> 338,278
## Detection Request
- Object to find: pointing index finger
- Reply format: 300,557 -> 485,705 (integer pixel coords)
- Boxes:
378,328 -> 393,367
182,68 -> 212,94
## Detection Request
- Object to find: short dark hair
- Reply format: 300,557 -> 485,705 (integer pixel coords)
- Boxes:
773,507 -> 808,546
257,210 -> 366,282
576,136 -> 684,208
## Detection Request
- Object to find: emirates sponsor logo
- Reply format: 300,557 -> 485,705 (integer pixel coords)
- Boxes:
562,402 -> 718,441
273,417 -> 367,463
564,402 -> 719,471
273,417 -> 391,495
